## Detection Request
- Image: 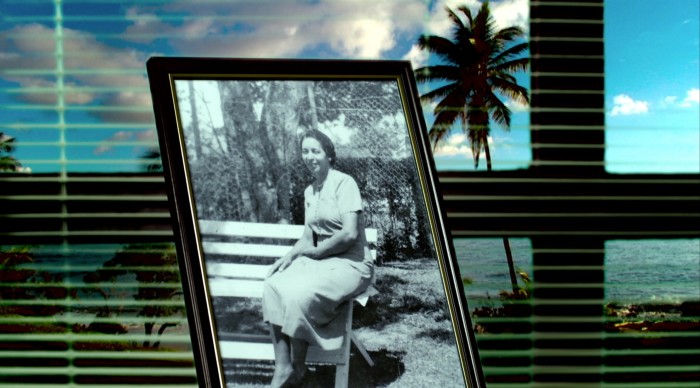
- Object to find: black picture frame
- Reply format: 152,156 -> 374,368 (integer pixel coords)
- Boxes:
147,57 -> 484,388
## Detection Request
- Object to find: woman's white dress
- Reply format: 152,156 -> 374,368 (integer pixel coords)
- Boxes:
262,169 -> 374,350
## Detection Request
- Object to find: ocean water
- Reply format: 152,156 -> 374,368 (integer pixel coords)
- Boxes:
604,238 -> 700,303
13,239 -> 700,306
455,238 -> 700,305
13,245 -> 157,302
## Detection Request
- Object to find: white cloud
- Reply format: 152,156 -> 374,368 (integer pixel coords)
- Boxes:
490,0 -> 530,32
663,95 -> 678,106
680,88 -> 700,107
0,23 -> 152,123
610,94 -> 649,116
435,133 -> 471,156
123,0 -> 528,62
93,131 -> 134,155
325,18 -> 396,58
433,132 -> 494,161
403,44 -> 429,69
136,130 -> 156,141
660,88 -> 699,109
93,129 -> 156,156
122,0 -> 425,59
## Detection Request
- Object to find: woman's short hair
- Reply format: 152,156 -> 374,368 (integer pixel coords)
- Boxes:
299,129 -> 336,166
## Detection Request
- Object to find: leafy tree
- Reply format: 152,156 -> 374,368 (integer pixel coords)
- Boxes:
83,244 -> 184,348
0,246 -> 69,317
0,132 -> 22,172
414,2 -> 529,291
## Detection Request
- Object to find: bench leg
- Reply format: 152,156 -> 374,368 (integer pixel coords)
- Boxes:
332,302 -> 353,388
351,332 -> 374,367
334,361 -> 350,388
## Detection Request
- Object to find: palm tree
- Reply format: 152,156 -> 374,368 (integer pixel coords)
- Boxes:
414,1 -> 529,292
415,1 -> 529,168
141,148 -> 163,173
0,132 -> 22,172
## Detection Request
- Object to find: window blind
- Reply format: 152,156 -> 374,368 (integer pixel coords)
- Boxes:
1,0 -> 699,387
1,0 -> 197,385
440,1 -> 699,386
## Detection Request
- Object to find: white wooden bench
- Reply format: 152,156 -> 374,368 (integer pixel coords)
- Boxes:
200,220 -> 377,388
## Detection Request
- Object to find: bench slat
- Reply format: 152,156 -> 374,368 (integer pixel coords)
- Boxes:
208,263 -> 269,280
209,277 -> 263,298
199,220 -> 378,243
203,242 -> 290,257
219,340 -> 274,360
200,220 -> 303,239
206,260 -> 376,282
219,340 -> 346,364
207,263 -> 378,302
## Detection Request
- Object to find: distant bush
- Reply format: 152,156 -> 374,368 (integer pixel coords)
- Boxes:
0,246 -> 69,317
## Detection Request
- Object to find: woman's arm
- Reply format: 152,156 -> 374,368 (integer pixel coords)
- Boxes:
300,211 -> 359,260
267,224 -> 314,276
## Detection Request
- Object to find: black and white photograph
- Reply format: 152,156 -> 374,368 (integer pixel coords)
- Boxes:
147,58 -> 481,388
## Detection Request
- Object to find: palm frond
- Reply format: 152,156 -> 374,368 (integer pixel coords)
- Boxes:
456,6 -> 475,30
141,147 -> 163,173
445,7 -> 477,58
419,82 -> 459,105
414,65 -> 460,84
428,120 -> 454,150
446,6 -> 466,31
491,42 -> 530,66
490,77 -> 530,106
489,71 -> 516,84
416,35 -> 460,65
472,1 -> 495,41
434,87 -> 467,116
491,57 -> 530,76
0,133 -> 16,154
428,88 -> 465,147
493,26 -> 526,43
485,90 -> 513,128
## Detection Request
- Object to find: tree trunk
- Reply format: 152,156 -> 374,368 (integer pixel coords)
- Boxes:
483,129 -> 492,171
152,322 -> 177,349
188,81 -> 202,159
307,82 -> 319,130
143,322 -> 154,348
483,132 -> 518,292
218,81 -> 260,221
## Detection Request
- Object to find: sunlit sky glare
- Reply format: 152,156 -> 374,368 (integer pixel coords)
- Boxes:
0,0 -> 697,173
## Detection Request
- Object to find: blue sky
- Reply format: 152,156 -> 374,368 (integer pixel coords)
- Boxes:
0,0 -> 697,174
605,0 -> 699,173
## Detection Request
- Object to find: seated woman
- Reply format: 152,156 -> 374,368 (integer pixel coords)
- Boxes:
262,129 -> 374,387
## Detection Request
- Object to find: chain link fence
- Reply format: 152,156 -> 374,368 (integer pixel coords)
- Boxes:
177,79 -> 434,262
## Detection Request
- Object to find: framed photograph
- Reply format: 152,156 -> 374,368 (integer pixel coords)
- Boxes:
147,58 -> 484,388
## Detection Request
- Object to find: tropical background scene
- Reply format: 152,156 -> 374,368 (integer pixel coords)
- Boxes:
1,0 -> 699,386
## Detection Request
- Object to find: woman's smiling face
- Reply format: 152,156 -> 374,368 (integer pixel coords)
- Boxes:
301,137 -> 331,177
